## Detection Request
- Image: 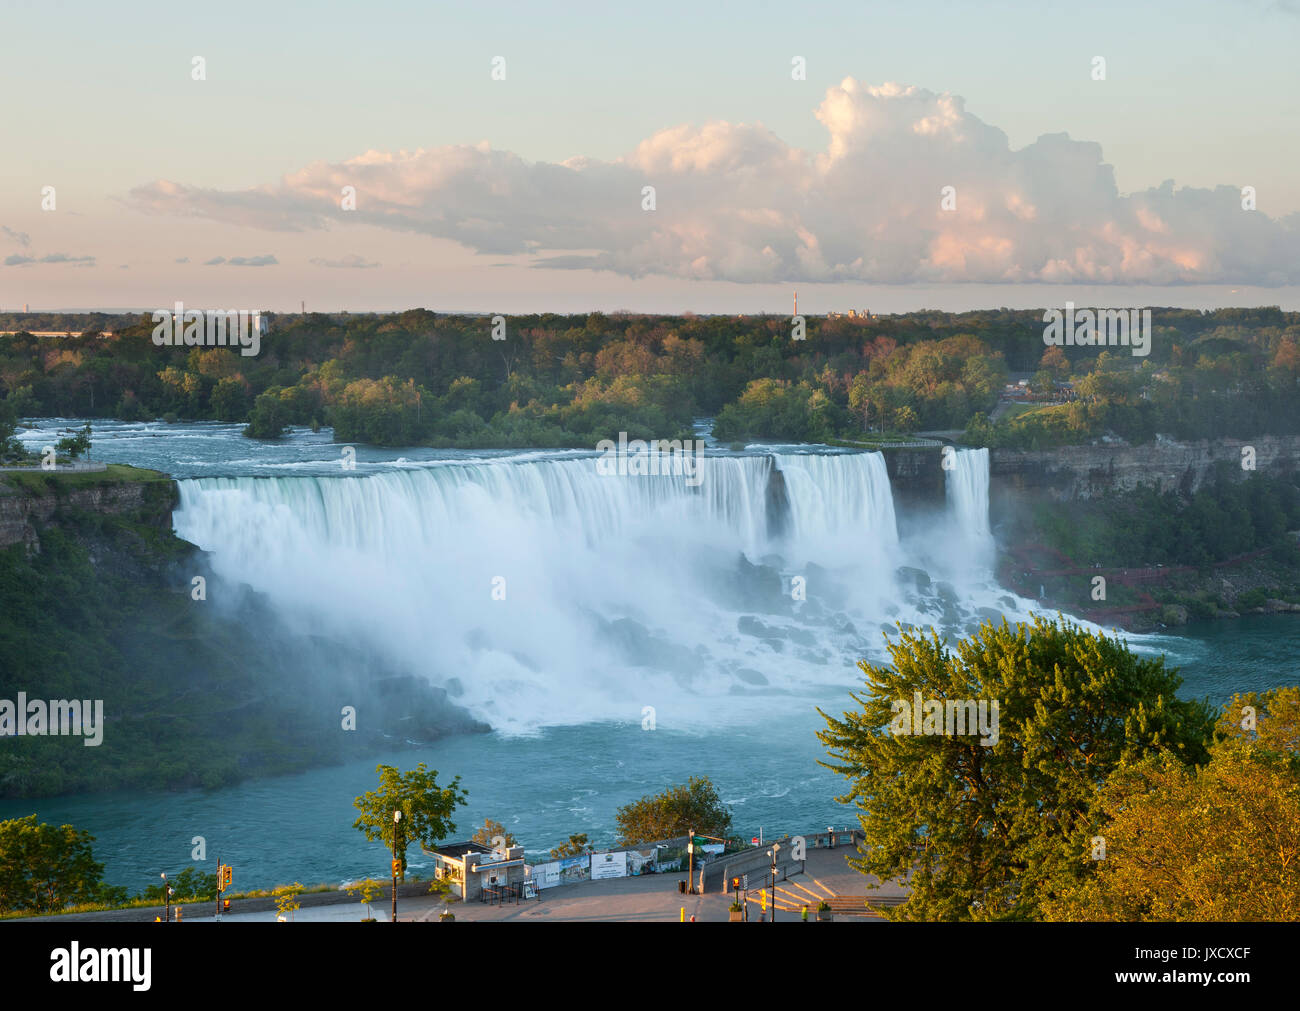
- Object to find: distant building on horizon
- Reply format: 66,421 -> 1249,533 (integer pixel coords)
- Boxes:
826,308 -> 873,321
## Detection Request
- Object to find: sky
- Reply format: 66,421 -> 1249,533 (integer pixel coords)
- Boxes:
1,0 -> 1298,314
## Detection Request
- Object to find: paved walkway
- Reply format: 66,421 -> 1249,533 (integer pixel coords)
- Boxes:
0,462 -> 106,473
180,848 -> 906,923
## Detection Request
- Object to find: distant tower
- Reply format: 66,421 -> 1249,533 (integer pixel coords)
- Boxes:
301,300 -> 305,314
793,291 -> 798,316
23,303 -> 29,312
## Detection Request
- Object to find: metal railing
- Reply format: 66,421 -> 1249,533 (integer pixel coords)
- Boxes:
0,461 -> 107,473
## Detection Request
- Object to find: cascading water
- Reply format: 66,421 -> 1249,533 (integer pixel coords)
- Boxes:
174,447 -> 1038,734
772,451 -> 899,559
944,447 -> 994,572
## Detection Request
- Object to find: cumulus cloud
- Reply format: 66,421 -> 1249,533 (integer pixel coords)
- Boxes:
203,254 -> 278,267
126,79 -> 1300,285
310,254 -> 380,268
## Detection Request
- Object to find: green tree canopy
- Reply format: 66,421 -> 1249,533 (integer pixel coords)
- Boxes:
142,867 -> 219,903
352,763 -> 467,877
55,421 -> 92,460
243,388 -> 289,439
1043,687 -> 1300,921
818,616 -> 1216,920
0,815 -> 106,913
614,776 -> 732,846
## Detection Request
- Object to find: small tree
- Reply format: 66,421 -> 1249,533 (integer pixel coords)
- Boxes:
550,834 -> 591,859
143,868 -> 219,902
892,405 -> 919,433
470,818 -> 517,851
1040,345 -> 1070,378
427,874 -> 456,919
352,763 -> 468,878
1029,370 -> 1056,398
56,421 -> 92,461
272,882 -> 304,922
615,776 -> 732,847
348,878 -> 385,921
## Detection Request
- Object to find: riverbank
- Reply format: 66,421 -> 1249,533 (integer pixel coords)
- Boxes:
0,464 -> 487,799
998,539 -> 1300,632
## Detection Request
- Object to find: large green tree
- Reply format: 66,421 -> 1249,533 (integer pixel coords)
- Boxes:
614,776 -> 732,846
352,763 -> 467,877
818,616 -> 1216,920
0,815 -> 106,913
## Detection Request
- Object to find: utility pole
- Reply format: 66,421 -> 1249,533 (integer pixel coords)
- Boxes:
161,872 -> 170,923
686,829 -> 695,896
391,809 -> 402,923
770,843 -> 780,925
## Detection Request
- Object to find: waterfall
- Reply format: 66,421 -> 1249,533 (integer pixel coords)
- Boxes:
772,452 -> 899,547
945,447 -> 993,568
172,447 -> 1031,733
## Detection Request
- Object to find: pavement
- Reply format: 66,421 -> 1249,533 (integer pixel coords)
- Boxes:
178,847 -> 906,923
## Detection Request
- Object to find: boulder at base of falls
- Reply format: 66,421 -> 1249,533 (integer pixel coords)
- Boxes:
896,566 -> 932,592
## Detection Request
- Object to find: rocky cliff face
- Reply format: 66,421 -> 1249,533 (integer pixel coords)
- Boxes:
989,435 -> 1300,503
0,478 -> 176,552
885,448 -> 945,509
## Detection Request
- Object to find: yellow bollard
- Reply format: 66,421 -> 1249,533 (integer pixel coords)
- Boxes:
680,907 -> 685,922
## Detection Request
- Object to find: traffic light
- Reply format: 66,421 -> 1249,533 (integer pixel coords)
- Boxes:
391,859 -> 401,877
219,865 -> 232,892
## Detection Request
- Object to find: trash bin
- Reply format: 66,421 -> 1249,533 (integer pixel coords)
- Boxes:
678,880 -> 686,894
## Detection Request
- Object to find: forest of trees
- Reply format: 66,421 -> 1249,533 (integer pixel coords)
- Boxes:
1,307 -> 1297,449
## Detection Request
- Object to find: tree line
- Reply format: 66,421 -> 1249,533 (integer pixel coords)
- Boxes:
1,307 -> 1296,448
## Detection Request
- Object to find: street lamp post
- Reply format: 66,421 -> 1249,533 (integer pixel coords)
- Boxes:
686,830 -> 695,896
771,844 -> 780,925
161,873 -> 170,923
392,809 -> 402,923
